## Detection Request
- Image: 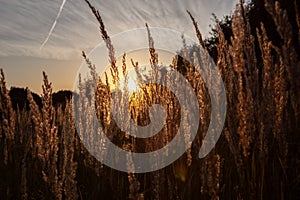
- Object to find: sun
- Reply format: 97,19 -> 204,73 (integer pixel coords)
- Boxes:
119,73 -> 139,93
126,76 -> 139,93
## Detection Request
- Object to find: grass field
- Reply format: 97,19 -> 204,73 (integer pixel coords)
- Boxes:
0,0 -> 299,199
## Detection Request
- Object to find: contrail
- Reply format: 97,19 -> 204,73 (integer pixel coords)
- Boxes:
40,0 -> 67,50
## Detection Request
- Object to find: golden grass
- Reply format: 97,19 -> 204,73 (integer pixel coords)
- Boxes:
0,0 -> 299,199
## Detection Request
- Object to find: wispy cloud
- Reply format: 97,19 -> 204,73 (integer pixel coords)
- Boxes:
0,0 -> 238,92
0,0 -> 238,60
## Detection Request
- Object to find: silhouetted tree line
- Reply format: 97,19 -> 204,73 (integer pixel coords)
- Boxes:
205,0 -> 299,61
8,87 -> 73,111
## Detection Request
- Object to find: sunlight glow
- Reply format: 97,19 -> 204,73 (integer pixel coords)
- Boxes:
119,74 -> 139,93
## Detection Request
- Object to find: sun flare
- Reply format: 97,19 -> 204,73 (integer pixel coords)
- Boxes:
119,74 -> 139,93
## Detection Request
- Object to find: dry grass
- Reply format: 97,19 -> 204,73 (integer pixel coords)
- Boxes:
0,0 -> 299,199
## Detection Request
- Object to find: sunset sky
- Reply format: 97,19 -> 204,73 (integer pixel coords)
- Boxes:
0,0 -> 237,93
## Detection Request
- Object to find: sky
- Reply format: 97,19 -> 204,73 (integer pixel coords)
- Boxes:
0,0 -> 238,93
